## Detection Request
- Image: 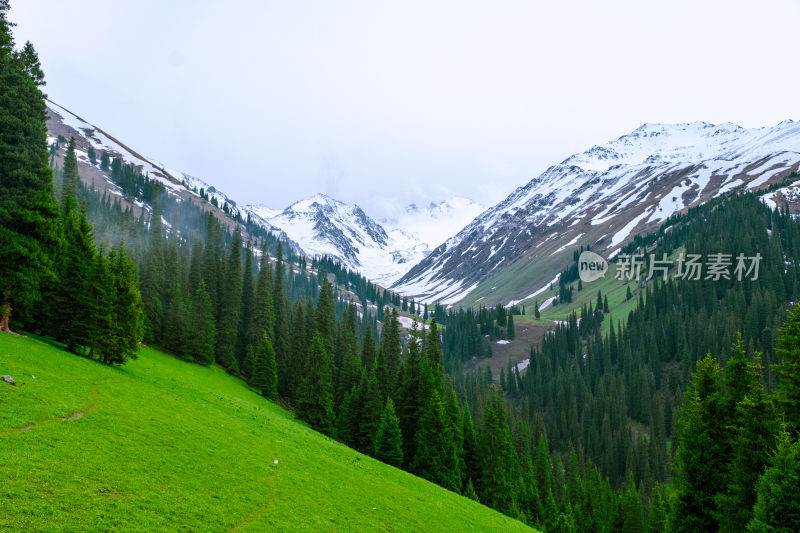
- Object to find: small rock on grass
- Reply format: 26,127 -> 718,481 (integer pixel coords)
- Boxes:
2,375 -> 15,385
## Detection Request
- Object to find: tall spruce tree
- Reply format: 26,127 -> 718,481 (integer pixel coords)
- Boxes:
236,242 -> 255,366
374,397 -> 404,467
60,137 -> 78,207
377,308 -> 402,398
0,10 -> 61,332
476,388 -> 520,516
215,228 -> 243,373
669,354 -> 725,532
104,247 -> 143,364
187,281 -> 215,365
251,332 -> 278,400
746,431 -> 800,532
273,242 -> 291,396
774,303 -> 800,435
296,331 -> 335,434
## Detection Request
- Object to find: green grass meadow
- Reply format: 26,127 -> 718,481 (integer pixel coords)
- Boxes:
0,334 -> 534,532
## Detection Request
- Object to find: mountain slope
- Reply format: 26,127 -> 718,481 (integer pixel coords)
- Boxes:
45,100 -> 300,251
0,334 -> 534,532
394,120 -> 800,306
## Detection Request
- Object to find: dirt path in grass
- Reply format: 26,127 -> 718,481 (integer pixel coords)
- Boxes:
0,384 -> 101,436
227,468 -> 281,532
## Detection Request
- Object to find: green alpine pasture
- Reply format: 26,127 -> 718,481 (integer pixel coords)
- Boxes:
0,334 -> 534,532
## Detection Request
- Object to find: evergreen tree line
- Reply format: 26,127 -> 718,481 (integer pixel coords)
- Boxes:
443,192 -> 800,531
669,322 -> 800,532
0,8 -> 142,365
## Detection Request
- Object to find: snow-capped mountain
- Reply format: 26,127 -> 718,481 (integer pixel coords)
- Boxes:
380,197 -> 486,250
394,120 -> 800,306
245,195 -> 484,286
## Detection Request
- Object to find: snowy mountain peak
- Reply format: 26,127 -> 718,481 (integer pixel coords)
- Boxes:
396,118 -> 800,306
563,120 -> 800,173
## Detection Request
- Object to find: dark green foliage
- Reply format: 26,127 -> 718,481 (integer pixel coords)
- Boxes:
273,243 -> 291,396
187,282 -> 215,365
475,389 -> 519,516
61,138 -> 79,206
296,331 -> 335,434
0,14 -> 61,330
49,206 -> 97,353
719,346 -> 779,531
648,484 -> 666,533
236,242 -> 255,366
248,247 -> 274,349
103,247 -> 143,364
251,333 -> 278,400
507,314 -> 515,340
747,431 -> 800,532
670,354 -> 724,532
775,303 -> 800,435
374,397 -> 403,467
215,228 -> 242,373
377,308 -> 402,397
621,474 -> 644,533
413,389 -> 459,491
99,150 -> 109,171
87,145 -> 96,165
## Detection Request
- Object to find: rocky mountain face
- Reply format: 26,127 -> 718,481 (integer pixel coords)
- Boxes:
245,195 -> 485,286
393,121 -> 800,306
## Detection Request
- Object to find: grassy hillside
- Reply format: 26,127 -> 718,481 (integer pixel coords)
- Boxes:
0,334 -> 534,532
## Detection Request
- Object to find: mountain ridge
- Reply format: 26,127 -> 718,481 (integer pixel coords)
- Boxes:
393,119 -> 800,306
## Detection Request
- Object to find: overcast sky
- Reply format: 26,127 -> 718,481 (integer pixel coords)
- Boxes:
10,1 -> 800,216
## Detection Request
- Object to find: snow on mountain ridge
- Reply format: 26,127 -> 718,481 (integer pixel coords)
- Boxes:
394,119 -> 800,305
243,195 -> 484,286
564,120 -> 800,172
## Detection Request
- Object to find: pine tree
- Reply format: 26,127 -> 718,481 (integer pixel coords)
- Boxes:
746,431 -> 800,532
51,206 -> 96,353
377,308 -> 402,397
774,303 -> 800,435
669,354 -> 724,532
296,331 -> 335,434
87,145 -> 96,166
0,17 -> 61,332
374,397 -> 403,467
395,321 -> 424,466
361,326 -> 377,371
251,332 -> 278,400
104,247 -> 143,364
86,247 -> 114,361
507,314 -> 516,340
60,137 -> 79,207
315,275 -> 336,354
273,243 -> 291,396
621,474 -> 644,533
242,345 -> 257,383
413,389 -> 458,491
248,247 -> 274,349
100,150 -> 110,171
215,228 -> 243,373
235,243 -> 255,367
476,388 -> 520,516
187,281 -> 215,365
648,483 -> 666,533
720,350 -> 779,531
